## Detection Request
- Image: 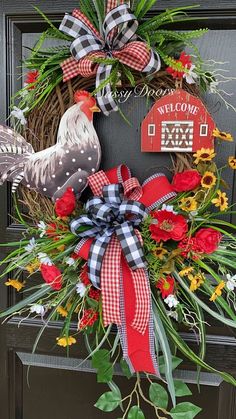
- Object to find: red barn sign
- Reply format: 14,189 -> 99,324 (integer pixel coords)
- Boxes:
141,89 -> 215,153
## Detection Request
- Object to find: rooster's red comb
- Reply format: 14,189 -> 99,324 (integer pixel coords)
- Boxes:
74,90 -> 92,103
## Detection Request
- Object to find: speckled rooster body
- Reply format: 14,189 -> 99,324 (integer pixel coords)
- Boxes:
0,91 -> 101,200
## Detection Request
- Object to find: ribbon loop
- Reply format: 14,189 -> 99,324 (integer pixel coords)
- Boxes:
103,4 -> 138,48
119,200 -> 147,224
102,183 -> 123,204
71,34 -> 104,61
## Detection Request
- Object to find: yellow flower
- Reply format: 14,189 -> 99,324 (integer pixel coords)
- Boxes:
210,281 -> 225,302
201,171 -> 216,189
66,301 -> 72,311
213,128 -> 233,142
25,260 -> 40,274
212,190 -> 228,211
57,244 -> 66,252
56,306 -> 68,317
56,336 -> 76,347
193,148 -> 216,165
228,156 -> 236,170
189,274 -> 204,292
5,279 -> 25,292
153,242 -> 168,260
179,267 -> 194,277
180,197 -> 197,212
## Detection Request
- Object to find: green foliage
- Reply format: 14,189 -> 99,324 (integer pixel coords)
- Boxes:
170,402 -> 202,419
94,391 -> 121,412
79,0 -> 100,31
174,380 -> 192,397
127,406 -> 145,419
0,285 -> 51,318
33,6 -> 71,41
92,349 -> 114,383
149,383 -> 168,409
153,306 -> 176,407
121,65 -> 136,87
159,356 -> 183,375
137,5 -> 201,35
120,359 -> 133,379
153,294 -> 236,387
134,0 -> 157,19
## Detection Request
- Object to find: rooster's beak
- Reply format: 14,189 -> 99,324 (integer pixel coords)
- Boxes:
90,105 -> 101,113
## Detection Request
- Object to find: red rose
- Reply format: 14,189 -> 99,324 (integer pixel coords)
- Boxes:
150,210 -> 188,242
156,276 -> 175,299
55,188 -> 76,217
40,264 -> 62,290
194,228 -> 222,254
172,170 -> 201,192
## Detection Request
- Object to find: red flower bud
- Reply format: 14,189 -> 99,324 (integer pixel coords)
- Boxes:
55,188 -> 76,217
40,264 -> 62,290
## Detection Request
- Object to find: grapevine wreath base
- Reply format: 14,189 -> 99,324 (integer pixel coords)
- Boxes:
21,74 -> 197,220
0,1 -> 236,419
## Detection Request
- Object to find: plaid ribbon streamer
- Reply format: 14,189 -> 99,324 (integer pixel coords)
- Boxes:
59,3 -> 161,115
70,183 -> 147,289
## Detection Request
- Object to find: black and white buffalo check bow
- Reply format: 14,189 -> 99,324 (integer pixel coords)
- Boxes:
59,3 -> 161,115
70,183 -> 147,288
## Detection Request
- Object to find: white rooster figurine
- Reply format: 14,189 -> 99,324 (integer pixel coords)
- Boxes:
0,91 -> 101,200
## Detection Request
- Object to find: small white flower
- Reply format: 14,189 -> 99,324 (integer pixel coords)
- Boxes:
161,204 -> 177,214
37,221 -> 47,237
10,106 -> 29,125
226,274 -> 236,291
24,237 -> 37,253
66,257 -> 76,266
76,282 -> 87,297
164,294 -> 179,308
183,64 -> 198,85
188,210 -> 198,219
37,252 -> 52,266
30,304 -> 45,316
167,310 -> 178,321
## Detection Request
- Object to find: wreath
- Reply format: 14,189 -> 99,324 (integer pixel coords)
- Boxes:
1,1 -> 236,418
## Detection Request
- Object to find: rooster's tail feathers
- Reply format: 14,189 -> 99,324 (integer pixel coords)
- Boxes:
0,125 -> 34,154
0,125 -> 33,187
0,144 -> 28,155
11,171 -> 25,193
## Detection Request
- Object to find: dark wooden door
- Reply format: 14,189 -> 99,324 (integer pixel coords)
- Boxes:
0,1 -> 236,418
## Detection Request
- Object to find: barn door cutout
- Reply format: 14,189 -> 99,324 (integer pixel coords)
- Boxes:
141,89 -> 215,152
